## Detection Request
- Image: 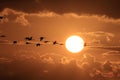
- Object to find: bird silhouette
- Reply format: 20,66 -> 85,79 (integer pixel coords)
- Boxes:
13,41 -> 17,44
26,41 -> 31,44
36,43 -> 41,47
0,35 -> 6,37
53,41 -> 63,45
53,41 -> 57,45
25,37 -> 32,41
0,16 -> 4,19
40,37 -> 45,41
44,41 -> 50,43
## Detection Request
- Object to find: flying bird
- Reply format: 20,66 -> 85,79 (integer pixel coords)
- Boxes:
0,16 -> 4,19
44,41 -> 50,43
36,43 -> 41,47
26,41 -> 31,44
13,41 -> 17,44
53,41 -> 63,45
0,35 -> 6,37
25,37 -> 32,41
53,41 -> 57,45
40,37 -> 45,41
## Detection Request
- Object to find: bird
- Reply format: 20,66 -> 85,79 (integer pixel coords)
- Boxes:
53,41 -> 63,45
53,41 -> 57,45
25,37 -> 32,41
44,41 -> 50,43
40,37 -> 45,41
0,16 -> 4,19
13,41 -> 17,44
26,41 -> 31,44
0,35 -> 6,37
36,43 -> 41,47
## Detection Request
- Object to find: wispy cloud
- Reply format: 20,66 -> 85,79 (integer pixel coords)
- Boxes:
15,14 -> 30,26
0,57 -> 12,63
0,8 -> 30,26
90,46 -> 120,51
77,31 -> 114,45
103,51 -> 120,56
0,40 -> 11,44
1,8 -> 120,26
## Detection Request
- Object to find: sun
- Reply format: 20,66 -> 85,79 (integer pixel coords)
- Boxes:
65,35 -> 84,53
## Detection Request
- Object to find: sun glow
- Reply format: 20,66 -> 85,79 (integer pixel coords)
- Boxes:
65,35 -> 84,53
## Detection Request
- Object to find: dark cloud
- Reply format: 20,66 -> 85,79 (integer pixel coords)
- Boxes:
0,36 -> 120,79
0,0 -> 120,18
0,51 -> 120,80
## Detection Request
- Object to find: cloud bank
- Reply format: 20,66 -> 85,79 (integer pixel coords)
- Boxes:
0,0 -> 120,19
0,8 -> 120,46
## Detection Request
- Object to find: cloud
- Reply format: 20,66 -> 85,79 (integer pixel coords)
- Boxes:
0,8 -> 120,28
13,50 -> 76,65
77,31 -> 115,45
0,15 -> 8,24
0,8 -> 30,26
63,13 -> 120,23
1,8 -> 120,25
0,8 -> 120,46
0,8 -> 60,26
0,40 -> 11,44
0,0 -> 120,19
0,57 -> 12,63
42,57 -> 54,64
103,51 -> 120,56
90,46 -> 120,52
15,14 -> 30,26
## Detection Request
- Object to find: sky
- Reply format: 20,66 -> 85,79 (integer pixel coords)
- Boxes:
0,0 -> 120,80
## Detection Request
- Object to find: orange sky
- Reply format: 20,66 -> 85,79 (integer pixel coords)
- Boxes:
0,1 -> 120,80
0,8 -> 120,60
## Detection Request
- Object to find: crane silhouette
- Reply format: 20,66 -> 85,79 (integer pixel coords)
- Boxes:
0,35 -> 6,37
26,41 -> 31,44
40,37 -> 45,41
53,41 -> 63,45
44,41 -> 50,43
0,35 -> 64,46
36,43 -> 41,47
13,41 -> 17,44
53,41 -> 57,45
25,37 -> 32,41
0,16 -> 4,19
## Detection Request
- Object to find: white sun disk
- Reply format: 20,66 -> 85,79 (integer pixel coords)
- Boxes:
65,35 -> 84,53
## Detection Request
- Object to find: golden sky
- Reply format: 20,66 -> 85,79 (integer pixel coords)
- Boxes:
0,1 -> 120,80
